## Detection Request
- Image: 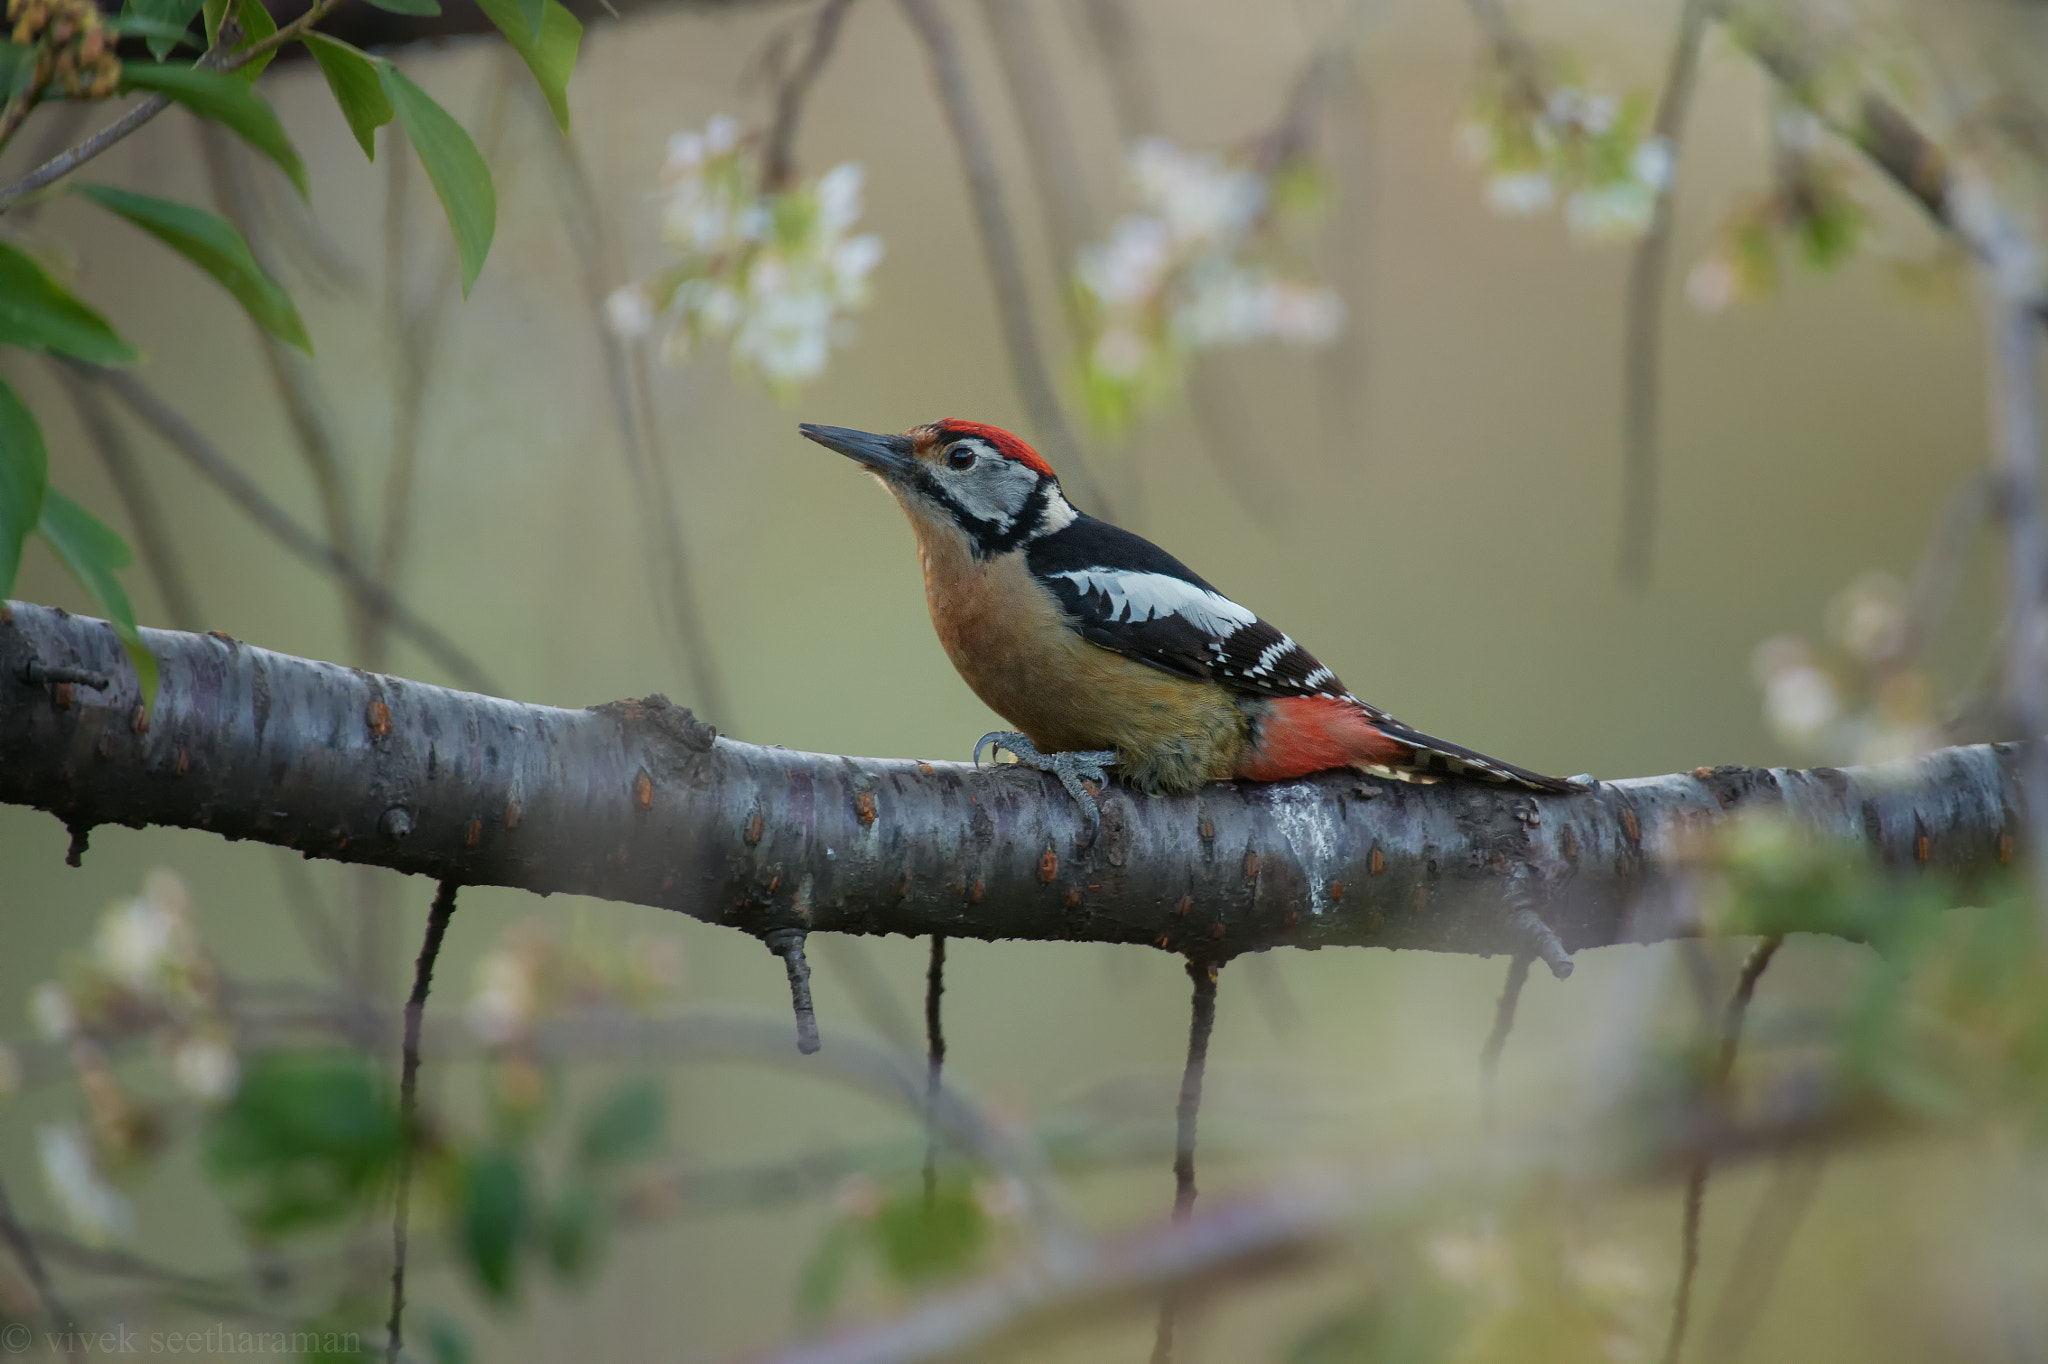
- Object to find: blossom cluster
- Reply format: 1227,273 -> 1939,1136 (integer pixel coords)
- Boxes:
1751,570 -> 1944,764
23,871 -> 236,1244
1075,138 -> 1345,432
1686,110 -> 1866,312
1457,70 -> 1669,242
607,115 -> 885,393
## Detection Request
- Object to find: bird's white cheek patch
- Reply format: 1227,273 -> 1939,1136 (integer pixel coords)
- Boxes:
1050,569 -> 1257,638
947,458 -> 1042,530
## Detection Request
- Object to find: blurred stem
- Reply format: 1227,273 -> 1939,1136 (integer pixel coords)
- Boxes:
1987,292 -> 2048,921
195,122 -> 373,658
0,1174 -> 77,1345
1150,959 -> 1219,1364
49,362 -> 205,633
763,0 -> 857,194
1701,1153 -> 1824,1362
531,89 -> 732,723
1618,0 -> 1721,586
74,363 -> 501,694
1478,952 -> 1532,1133
386,881 -> 460,1364
895,0 -> 1114,517
976,0 -> 1094,339
814,934 -> 916,1047
1662,933 -> 1783,1364
1077,0 -> 1160,143
373,52 -> 520,666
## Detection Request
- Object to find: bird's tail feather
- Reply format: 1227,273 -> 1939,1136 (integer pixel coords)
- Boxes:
1365,717 -> 1586,795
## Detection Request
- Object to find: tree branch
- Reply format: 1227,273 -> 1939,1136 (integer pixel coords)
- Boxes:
0,602 -> 2028,965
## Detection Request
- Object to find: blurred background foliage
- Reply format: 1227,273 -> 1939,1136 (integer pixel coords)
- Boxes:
7,0 -> 2048,1359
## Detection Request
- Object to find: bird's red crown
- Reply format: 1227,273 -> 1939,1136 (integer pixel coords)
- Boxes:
932,420 -> 1056,480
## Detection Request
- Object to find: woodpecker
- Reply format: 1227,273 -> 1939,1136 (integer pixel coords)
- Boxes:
799,419 -> 1585,830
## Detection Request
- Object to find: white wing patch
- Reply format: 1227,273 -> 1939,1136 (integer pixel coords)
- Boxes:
1248,635 -> 1297,677
1050,569 -> 1258,639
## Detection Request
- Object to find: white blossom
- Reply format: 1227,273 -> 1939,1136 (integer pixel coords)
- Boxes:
606,285 -> 655,337
1686,255 -> 1738,312
1487,171 -> 1556,216
30,982 -> 75,1041
38,1123 -> 131,1245
467,947 -> 537,1045
1763,666 -> 1842,744
171,1034 -> 238,1102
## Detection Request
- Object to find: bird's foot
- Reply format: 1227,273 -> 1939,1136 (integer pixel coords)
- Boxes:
974,731 -> 1117,839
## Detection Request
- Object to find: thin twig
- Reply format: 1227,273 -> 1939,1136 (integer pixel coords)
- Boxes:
976,0 -> 1094,287
374,52 -> 520,660
1149,959 -> 1219,1364
1986,291 -> 2048,924
1661,932 -> 1783,1364
763,0 -> 857,192
1699,1153 -> 1824,1362
532,90 -> 732,721
1618,0 -> 1722,585
0,0 -> 351,212
0,1174 -> 76,1344
923,934 -> 947,1204
49,362 -> 205,632
1478,952 -> 1532,1132
895,0 -> 1114,516
386,880 -> 460,1364
1076,0 -> 1159,143
78,363 -> 501,694
195,123 -> 373,654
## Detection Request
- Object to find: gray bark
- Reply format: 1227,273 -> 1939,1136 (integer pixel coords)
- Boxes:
0,601 -> 2027,964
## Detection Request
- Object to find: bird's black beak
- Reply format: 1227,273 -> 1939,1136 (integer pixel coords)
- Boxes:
799,424 -> 916,479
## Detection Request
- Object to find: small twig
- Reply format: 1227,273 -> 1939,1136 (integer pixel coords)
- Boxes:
78,363 -> 501,694
197,123 -> 371,655
1700,1153 -> 1824,1362
763,0 -> 857,193
1477,952 -> 1532,1131
49,355 -> 206,634
386,880 -> 460,1364
1661,932 -> 1783,1364
0,1173 -> 77,1344
0,0 -> 350,212
373,51 -> 520,665
531,92 -> 732,722
766,928 -> 822,1054
1985,292 -> 2048,923
976,0 -> 1094,297
895,0 -> 1114,517
1149,958 -> 1220,1364
1618,0 -> 1722,585
1076,0 -> 1159,143
923,934 -> 947,1203
16,656 -> 112,690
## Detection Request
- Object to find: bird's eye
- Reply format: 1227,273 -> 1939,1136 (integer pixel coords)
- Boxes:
944,444 -> 977,470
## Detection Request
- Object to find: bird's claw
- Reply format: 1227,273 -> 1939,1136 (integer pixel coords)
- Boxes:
972,731 -> 1118,840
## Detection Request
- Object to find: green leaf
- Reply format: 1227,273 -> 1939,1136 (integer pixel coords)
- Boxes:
366,0 -> 441,14
423,1313 -> 472,1364
378,65 -> 495,296
120,63 -> 308,199
0,45 -> 35,101
36,491 -> 157,710
0,239 -> 140,365
231,0 -> 279,81
206,1051 -> 401,1236
304,34 -> 392,160
576,1079 -> 664,1169
872,1176 -> 988,1286
794,1221 -> 861,1324
125,0 -> 207,60
457,1148 -> 528,1301
542,1180 -> 608,1284
473,0 -> 579,131
0,375 -> 47,600
75,185 -> 310,354
100,15 -> 201,49
202,0 -> 227,47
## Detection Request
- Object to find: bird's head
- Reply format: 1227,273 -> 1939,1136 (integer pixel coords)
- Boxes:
799,419 -> 1077,557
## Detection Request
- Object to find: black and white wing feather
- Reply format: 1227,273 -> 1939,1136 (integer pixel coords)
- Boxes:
1025,514 -> 1353,701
